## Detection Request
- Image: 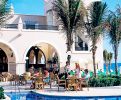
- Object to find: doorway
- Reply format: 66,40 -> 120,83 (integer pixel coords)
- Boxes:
0,48 -> 8,72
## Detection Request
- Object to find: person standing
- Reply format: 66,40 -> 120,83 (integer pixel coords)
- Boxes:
64,61 -> 71,78
75,63 -> 80,78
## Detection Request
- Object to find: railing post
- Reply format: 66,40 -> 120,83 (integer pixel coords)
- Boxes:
35,23 -> 39,30
18,17 -> 23,30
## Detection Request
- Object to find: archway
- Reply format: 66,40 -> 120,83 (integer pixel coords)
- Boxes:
25,42 -> 60,72
0,42 -> 16,74
0,49 -> 8,72
26,46 -> 46,71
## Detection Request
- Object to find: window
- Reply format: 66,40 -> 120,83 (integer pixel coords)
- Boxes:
75,35 -> 88,51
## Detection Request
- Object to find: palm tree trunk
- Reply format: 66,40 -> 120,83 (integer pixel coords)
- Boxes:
67,33 -> 73,64
114,47 -> 118,75
92,51 -> 96,77
106,63 -> 108,75
67,41 -> 71,64
108,62 -> 111,74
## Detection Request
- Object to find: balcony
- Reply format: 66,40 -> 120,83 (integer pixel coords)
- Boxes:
1,24 -> 58,30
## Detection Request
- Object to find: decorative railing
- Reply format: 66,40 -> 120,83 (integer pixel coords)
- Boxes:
1,24 -> 58,30
1,24 -> 18,29
23,24 -> 58,30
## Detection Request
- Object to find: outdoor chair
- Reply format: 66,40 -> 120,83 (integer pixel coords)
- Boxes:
67,76 -> 81,91
0,74 -> 5,82
49,72 -> 56,88
2,72 -> 13,82
23,72 -> 32,84
81,78 -> 89,91
55,74 -> 66,91
35,77 -> 44,89
10,74 -> 25,85
10,74 -> 19,85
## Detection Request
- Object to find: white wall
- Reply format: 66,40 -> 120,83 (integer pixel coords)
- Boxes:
0,27 -> 103,74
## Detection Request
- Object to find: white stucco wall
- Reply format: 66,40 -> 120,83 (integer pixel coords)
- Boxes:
0,27 -> 103,74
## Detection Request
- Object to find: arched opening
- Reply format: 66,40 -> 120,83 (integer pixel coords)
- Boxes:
0,48 -> 8,72
0,42 -> 16,74
26,46 -> 46,71
25,43 -> 59,72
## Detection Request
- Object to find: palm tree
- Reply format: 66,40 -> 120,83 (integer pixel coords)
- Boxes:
103,50 -> 108,74
107,52 -> 113,74
0,0 -> 9,26
53,0 -> 85,64
85,1 -> 107,77
106,6 -> 121,75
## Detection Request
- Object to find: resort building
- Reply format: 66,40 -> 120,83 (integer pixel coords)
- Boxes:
0,0 -> 103,75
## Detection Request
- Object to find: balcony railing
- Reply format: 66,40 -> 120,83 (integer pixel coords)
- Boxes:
1,24 -> 18,29
23,24 -> 58,30
1,24 -> 58,30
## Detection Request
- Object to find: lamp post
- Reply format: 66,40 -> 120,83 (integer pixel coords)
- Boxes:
67,51 -> 71,65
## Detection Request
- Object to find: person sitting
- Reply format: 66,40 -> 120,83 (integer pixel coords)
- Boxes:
29,65 -> 35,76
34,70 -> 40,77
43,69 -> 50,85
53,63 -> 59,74
30,70 -> 41,89
84,69 -> 90,80
81,69 -> 90,90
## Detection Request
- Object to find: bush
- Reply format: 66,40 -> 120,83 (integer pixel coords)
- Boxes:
88,76 -> 121,87
0,87 -> 5,99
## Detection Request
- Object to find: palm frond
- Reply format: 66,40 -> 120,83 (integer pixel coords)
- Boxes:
0,0 -> 9,26
106,8 -> 121,45
107,52 -> 113,62
53,0 -> 85,51
103,49 -> 108,63
86,1 -> 107,45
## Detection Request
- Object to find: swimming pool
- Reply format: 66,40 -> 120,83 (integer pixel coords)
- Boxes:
6,91 -> 121,100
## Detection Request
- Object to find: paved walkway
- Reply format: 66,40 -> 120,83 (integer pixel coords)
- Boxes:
35,86 -> 121,97
1,82 -> 121,97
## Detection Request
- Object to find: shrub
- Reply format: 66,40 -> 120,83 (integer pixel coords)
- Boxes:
88,76 -> 121,87
0,87 -> 5,99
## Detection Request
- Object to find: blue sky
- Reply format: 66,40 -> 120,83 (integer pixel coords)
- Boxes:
9,0 -> 44,15
9,0 -> 121,63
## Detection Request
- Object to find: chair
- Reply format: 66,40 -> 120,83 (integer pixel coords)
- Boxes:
67,76 -> 80,91
23,72 -> 32,84
35,77 -> 44,89
55,74 -> 66,91
0,74 -> 5,82
10,74 -> 20,85
2,72 -> 13,82
81,78 -> 89,91
49,72 -> 56,88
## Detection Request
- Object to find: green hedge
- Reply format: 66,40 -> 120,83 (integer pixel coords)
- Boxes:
0,87 -> 5,99
88,75 -> 121,87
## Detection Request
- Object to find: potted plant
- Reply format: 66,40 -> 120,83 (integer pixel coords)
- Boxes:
0,87 -> 5,99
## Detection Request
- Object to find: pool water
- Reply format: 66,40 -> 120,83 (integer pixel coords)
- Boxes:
6,92 -> 121,100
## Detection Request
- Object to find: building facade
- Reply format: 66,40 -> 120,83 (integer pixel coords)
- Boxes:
0,0 -> 103,75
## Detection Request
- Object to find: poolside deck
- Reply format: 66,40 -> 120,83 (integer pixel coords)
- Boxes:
1,82 -> 121,97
